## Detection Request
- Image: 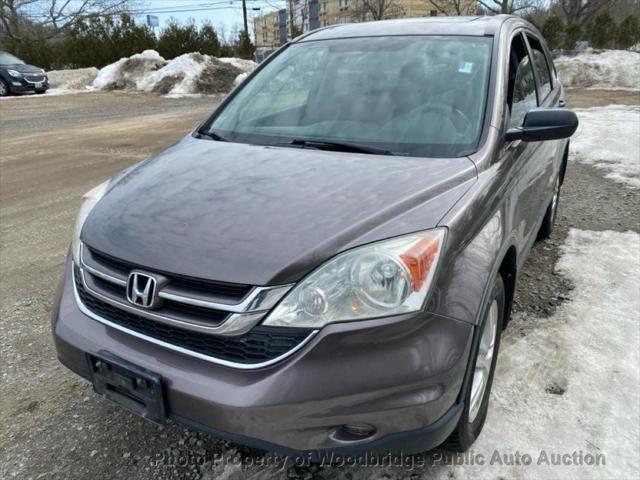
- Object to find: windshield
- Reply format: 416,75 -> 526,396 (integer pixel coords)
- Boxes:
0,52 -> 25,66
204,35 -> 493,157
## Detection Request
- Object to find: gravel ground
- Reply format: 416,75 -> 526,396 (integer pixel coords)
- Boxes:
1,90 -> 638,480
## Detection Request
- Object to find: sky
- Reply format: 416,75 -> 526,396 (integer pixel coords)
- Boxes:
131,0 -> 287,39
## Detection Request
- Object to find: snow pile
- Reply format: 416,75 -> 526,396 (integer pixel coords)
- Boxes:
555,49 -> 640,90
233,72 -> 249,86
571,105 -> 640,188
47,67 -> 98,90
218,57 -> 256,71
91,50 -> 256,95
138,52 -> 208,94
92,50 -> 166,90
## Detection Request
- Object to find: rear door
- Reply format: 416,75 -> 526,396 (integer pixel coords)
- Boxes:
525,31 -> 566,215
500,31 -> 548,254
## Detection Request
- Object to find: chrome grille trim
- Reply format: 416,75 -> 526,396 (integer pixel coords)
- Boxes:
72,274 -> 318,369
25,74 -> 46,83
80,243 -> 293,314
157,284 -> 292,313
78,267 -> 264,336
82,260 -> 127,287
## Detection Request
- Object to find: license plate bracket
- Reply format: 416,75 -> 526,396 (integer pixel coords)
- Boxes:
87,352 -> 166,423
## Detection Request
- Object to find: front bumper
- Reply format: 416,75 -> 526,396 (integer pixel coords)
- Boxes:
52,256 -> 473,455
8,76 -> 49,93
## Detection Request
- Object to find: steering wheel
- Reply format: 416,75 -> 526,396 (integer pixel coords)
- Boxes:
403,102 -> 474,139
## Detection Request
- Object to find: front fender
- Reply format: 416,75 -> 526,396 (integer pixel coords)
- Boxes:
428,207 -> 513,325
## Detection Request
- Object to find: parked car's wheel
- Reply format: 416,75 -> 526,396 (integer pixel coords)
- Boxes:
444,275 -> 504,452
35,89 -> 46,95
538,175 -> 561,240
0,78 -> 10,97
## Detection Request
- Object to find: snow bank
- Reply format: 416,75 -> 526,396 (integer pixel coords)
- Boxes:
571,105 -> 640,188
218,57 -> 256,71
91,50 -> 256,95
92,50 -> 166,90
555,49 -> 640,90
47,67 -> 98,90
138,52 -> 207,94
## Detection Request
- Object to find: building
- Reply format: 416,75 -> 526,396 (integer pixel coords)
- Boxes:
318,0 -> 477,26
254,9 -> 288,49
253,0 -> 476,48
293,0 -> 321,34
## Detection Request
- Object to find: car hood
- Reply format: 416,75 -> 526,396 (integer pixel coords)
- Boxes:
82,137 -> 477,286
3,63 -> 44,74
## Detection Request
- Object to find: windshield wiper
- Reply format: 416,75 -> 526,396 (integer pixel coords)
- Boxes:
287,138 -> 395,156
196,129 -> 228,142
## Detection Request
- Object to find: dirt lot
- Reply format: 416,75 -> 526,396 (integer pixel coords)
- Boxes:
1,90 -> 639,480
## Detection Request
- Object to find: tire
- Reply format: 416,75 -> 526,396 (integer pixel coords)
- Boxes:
537,175 -> 560,240
0,78 -> 9,97
443,275 -> 504,452
35,89 -> 46,95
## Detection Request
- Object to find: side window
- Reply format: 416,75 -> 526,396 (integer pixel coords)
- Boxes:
507,34 -> 538,129
527,35 -> 553,101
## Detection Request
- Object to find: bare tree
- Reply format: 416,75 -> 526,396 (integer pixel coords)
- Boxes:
476,0 -> 538,15
428,0 -> 476,16
1,0 -> 131,43
352,0 -> 406,21
558,0 -> 608,28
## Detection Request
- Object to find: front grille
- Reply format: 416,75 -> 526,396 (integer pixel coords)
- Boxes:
89,247 -> 251,300
75,268 -> 311,364
88,271 -> 229,326
25,74 -> 45,83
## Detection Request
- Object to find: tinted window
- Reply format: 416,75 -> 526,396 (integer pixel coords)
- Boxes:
527,36 -> 552,100
509,55 -> 537,129
206,36 -> 493,158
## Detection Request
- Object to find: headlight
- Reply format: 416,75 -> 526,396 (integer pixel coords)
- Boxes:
7,69 -> 22,78
263,229 -> 446,328
71,180 -> 110,263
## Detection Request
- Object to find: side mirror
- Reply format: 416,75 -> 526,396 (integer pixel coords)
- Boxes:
506,108 -> 579,142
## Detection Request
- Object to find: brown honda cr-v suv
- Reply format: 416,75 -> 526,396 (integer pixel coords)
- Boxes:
52,15 -> 578,456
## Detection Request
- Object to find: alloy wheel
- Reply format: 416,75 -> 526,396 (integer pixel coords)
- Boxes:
469,299 -> 498,423
550,177 -> 560,226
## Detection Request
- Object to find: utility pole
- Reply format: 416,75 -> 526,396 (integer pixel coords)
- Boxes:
242,0 -> 249,38
288,0 -> 295,38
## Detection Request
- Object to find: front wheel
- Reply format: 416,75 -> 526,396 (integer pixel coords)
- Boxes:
444,275 -> 504,451
0,79 -> 10,97
35,89 -> 47,95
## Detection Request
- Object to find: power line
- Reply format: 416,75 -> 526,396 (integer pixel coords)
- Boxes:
20,1 -> 285,18
20,6 -> 239,18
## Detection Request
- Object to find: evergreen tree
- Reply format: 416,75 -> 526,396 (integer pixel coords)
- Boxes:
198,22 -> 222,56
542,14 -> 564,51
157,20 -> 201,59
236,31 -> 255,59
59,14 -> 156,68
617,15 -> 640,49
588,10 -> 616,49
563,23 -> 581,50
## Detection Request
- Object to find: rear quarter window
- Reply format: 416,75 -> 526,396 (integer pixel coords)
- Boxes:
527,35 -> 553,101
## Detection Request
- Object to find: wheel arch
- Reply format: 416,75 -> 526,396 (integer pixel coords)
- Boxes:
497,245 -> 517,329
559,141 -> 570,186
